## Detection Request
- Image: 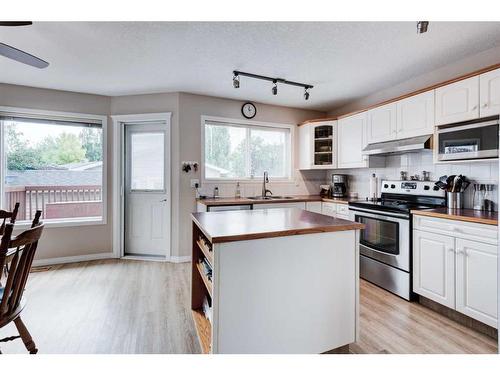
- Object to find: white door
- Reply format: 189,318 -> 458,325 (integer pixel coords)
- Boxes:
413,230 -> 455,308
455,238 -> 498,327
435,76 -> 479,125
479,67 -> 500,117
366,102 -> 397,144
337,112 -> 368,168
397,90 -> 435,139
124,123 -> 169,257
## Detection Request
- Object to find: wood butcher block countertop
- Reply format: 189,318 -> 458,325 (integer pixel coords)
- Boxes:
197,195 -> 354,206
411,208 -> 498,226
191,208 -> 364,243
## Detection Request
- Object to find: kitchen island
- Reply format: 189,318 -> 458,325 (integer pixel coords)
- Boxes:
191,208 -> 364,354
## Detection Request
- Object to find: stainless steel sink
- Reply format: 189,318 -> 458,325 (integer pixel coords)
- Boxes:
247,196 -> 296,200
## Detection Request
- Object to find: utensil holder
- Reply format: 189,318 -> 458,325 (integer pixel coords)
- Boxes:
447,192 -> 463,209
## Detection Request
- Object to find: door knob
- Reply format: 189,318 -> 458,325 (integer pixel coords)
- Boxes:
160,198 -> 167,202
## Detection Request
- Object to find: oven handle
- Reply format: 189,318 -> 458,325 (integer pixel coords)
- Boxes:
348,206 -> 410,220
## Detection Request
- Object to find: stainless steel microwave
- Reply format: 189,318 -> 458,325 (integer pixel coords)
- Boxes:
436,117 -> 499,161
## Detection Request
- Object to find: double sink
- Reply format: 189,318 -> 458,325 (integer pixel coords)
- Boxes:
246,196 -> 296,200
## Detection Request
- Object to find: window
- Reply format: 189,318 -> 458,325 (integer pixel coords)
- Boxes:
0,110 -> 106,225
203,119 -> 292,181
129,132 -> 165,191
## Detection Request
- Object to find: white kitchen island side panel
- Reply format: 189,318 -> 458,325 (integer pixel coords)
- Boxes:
212,230 -> 358,354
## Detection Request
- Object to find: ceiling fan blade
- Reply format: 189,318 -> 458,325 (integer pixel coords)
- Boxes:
0,42 -> 49,68
0,21 -> 32,26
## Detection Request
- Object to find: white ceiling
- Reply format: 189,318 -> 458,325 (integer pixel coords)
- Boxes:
1,22 -> 500,111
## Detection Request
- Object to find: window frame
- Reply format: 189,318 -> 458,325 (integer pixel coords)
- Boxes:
0,106 -> 108,229
201,115 -> 295,184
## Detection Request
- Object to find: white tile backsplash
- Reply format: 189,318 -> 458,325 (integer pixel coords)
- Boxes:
327,151 -> 499,210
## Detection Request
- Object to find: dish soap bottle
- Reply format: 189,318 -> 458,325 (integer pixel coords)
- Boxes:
235,182 -> 241,198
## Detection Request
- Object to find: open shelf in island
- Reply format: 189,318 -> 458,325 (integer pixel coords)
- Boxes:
191,222 -> 213,354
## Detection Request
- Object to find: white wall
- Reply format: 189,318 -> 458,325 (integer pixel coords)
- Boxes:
327,153 -> 499,210
0,83 -> 113,260
177,93 -> 325,257
328,45 -> 500,117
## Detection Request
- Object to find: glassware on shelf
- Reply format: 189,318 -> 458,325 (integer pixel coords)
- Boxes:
483,184 -> 495,212
472,184 -> 485,211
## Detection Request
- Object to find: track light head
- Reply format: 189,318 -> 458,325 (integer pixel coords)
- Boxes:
233,73 -> 240,88
304,87 -> 310,101
272,81 -> 278,95
417,21 -> 429,34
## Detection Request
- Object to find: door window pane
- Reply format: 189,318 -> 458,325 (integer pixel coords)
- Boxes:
130,132 -> 164,190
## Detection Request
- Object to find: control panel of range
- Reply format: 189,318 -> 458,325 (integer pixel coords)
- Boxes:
380,180 -> 445,197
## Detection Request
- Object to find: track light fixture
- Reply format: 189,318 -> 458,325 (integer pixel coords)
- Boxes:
417,21 -> 429,34
233,70 -> 313,100
233,73 -> 240,88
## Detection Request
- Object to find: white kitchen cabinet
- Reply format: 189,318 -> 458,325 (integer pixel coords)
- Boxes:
479,67 -> 500,117
336,203 -> 350,220
455,238 -> 498,327
337,112 -> 368,169
435,76 -> 479,125
396,90 -> 435,139
253,202 -> 306,210
321,202 -> 337,217
305,201 -> 322,214
299,121 -> 337,170
366,103 -> 397,144
413,230 -> 456,309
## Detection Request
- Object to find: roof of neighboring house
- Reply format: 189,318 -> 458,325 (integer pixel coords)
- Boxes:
6,170 -> 102,187
59,161 -> 103,171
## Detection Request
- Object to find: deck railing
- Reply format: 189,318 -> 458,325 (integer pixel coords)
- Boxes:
5,185 -> 102,220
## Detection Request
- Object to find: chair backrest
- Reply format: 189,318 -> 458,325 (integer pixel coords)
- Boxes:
0,221 -> 44,319
0,202 -> 21,236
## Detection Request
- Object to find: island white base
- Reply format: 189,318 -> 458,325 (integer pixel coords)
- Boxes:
206,230 -> 359,354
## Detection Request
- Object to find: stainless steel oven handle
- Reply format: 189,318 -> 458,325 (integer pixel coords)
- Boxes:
348,206 -> 410,220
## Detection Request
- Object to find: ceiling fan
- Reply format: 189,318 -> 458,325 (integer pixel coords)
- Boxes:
0,21 -> 49,68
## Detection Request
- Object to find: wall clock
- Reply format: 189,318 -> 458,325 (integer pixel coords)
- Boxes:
241,102 -> 257,119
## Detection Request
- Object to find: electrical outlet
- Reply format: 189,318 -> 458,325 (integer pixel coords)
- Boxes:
190,179 -> 199,188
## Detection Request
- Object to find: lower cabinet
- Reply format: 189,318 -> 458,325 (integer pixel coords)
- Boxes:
413,230 -> 455,309
413,221 -> 498,328
253,202 -> 306,210
455,238 -> 498,327
305,201 -> 322,214
321,202 -> 337,217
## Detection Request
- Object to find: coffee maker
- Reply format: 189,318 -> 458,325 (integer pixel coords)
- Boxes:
331,174 -> 348,198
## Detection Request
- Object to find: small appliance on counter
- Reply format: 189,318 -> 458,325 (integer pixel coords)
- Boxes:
319,184 -> 331,198
330,174 -> 348,198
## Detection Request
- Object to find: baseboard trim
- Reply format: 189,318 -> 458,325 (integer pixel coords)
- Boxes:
169,255 -> 191,263
33,252 -> 116,267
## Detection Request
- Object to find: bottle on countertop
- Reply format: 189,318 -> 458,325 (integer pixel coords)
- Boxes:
235,182 -> 241,198
213,186 -> 219,199
369,173 -> 378,201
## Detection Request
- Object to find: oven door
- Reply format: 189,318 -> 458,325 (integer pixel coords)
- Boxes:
437,119 -> 499,161
349,207 -> 410,272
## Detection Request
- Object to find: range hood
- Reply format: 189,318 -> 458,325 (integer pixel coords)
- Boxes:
362,135 -> 433,156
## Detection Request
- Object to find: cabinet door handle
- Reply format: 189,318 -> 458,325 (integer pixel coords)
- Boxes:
482,103 -> 488,108
472,105 -> 478,110
448,248 -> 455,252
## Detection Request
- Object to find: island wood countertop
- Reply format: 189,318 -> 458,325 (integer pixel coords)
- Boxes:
411,208 -> 498,226
197,195 -> 354,206
191,208 -> 364,243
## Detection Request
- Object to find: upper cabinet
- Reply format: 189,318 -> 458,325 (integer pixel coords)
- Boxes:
337,112 -> 368,169
366,103 -> 397,144
435,76 -> 479,126
396,90 -> 435,139
298,121 -> 337,170
479,67 -> 500,117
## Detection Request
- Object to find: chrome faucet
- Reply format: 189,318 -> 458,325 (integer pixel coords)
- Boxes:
262,171 -> 273,198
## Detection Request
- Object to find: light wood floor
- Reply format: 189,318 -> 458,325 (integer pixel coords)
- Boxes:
0,259 -> 497,354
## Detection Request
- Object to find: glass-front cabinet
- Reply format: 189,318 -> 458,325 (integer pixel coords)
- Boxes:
298,121 -> 337,169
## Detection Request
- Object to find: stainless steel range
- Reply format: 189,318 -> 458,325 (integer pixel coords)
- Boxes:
348,180 -> 446,300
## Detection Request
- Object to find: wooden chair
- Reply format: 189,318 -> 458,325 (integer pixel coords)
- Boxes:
0,202 -> 20,235
0,218 -> 44,354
